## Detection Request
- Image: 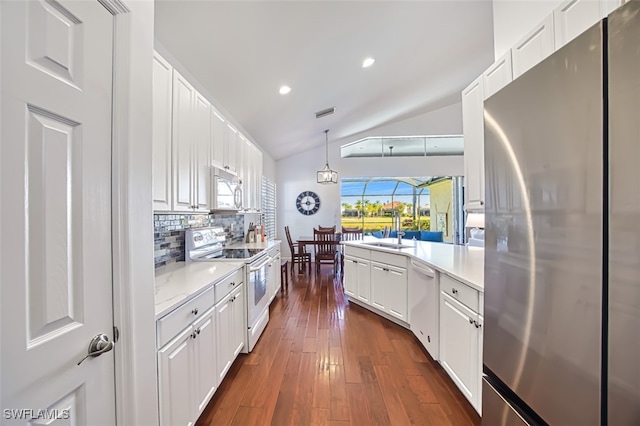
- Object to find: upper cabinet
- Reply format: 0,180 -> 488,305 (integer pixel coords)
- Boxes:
511,14 -> 555,79
482,50 -> 513,101
462,76 -> 485,212
554,0 -> 602,49
152,52 -> 173,211
462,0 -> 622,213
224,124 -> 238,175
210,107 -> 226,171
171,70 -> 199,212
152,50 -> 265,213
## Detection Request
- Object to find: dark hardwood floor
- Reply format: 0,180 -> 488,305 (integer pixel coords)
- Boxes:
196,265 -> 481,426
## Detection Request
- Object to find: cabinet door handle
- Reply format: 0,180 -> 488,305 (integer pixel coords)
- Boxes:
191,308 -> 199,315
474,321 -> 482,329
383,268 -> 389,272
231,281 -> 236,286
191,332 -> 198,339
452,288 -> 458,295
469,318 -> 474,324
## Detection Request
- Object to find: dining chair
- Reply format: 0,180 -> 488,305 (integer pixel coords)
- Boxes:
313,228 -> 338,275
318,225 -> 336,232
284,226 -> 311,274
341,226 -> 363,241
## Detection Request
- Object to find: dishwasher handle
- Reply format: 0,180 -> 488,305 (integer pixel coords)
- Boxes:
410,260 -> 435,278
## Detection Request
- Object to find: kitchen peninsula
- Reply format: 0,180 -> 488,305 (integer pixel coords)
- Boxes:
342,238 -> 484,413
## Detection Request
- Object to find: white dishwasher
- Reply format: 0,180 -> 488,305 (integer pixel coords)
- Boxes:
408,259 -> 439,360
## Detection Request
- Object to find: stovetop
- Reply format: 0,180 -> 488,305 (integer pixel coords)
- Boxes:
205,248 -> 265,260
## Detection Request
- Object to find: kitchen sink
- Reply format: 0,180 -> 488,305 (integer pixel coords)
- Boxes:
361,241 -> 413,249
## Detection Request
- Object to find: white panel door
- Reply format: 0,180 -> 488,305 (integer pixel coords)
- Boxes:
462,76 -> 485,211
210,107 -> 225,170
172,70 -> 195,211
343,257 -> 358,297
1,0 -> 116,424
439,292 -> 479,407
385,267 -> 408,321
230,284 -> 246,358
225,123 -> 237,173
512,14 -> 556,78
158,327 -> 194,426
192,308 -> 217,416
482,50 -> 513,100
554,0 -> 602,49
356,259 -> 371,304
152,51 -> 173,211
215,297 -> 233,383
193,92 -> 210,212
370,263 -> 386,311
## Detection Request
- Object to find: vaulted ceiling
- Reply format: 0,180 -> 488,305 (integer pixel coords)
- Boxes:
154,1 -> 495,160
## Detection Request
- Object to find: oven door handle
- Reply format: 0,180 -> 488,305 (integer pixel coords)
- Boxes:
250,256 -> 271,271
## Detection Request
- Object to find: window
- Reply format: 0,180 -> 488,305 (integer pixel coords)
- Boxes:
341,177 -> 464,244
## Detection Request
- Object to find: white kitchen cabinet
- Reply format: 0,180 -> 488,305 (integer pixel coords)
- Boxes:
224,123 -> 238,174
251,144 -> 263,211
210,107 -> 226,170
482,50 -> 513,100
171,70 -> 210,212
371,261 -> 408,322
158,326 -> 194,426
158,305 -> 218,426
343,256 -> 358,297
439,275 -> 482,413
462,75 -> 485,212
192,308 -> 218,415
216,283 -> 245,383
554,0 -> 602,49
267,246 -> 282,303
171,70 -> 196,212
152,51 -> 173,211
409,260 -> 439,360
193,92 -> 211,211
356,258 -> 371,304
240,136 -> 252,210
230,284 -> 245,358
512,14 -> 555,79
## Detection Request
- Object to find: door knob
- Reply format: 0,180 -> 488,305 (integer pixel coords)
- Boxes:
77,334 -> 114,365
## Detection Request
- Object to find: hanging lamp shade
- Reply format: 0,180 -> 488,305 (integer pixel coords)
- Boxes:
317,129 -> 338,184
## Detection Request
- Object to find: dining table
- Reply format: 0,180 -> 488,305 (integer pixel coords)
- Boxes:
296,234 -> 343,274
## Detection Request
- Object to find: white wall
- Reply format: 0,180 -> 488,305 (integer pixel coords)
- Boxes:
493,0 -> 562,58
276,102 -> 464,249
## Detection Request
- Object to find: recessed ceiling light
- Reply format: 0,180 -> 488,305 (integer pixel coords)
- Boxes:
279,85 -> 291,95
362,57 -> 375,68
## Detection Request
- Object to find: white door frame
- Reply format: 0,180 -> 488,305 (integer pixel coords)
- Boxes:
108,0 -> 159,425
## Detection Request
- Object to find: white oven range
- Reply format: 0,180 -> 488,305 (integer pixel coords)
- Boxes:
185,226 -> 271,352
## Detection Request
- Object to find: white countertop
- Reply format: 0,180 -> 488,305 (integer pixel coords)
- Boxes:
343,237 -> 484,292
154,261 -> 243,319
226,239 -> 281,251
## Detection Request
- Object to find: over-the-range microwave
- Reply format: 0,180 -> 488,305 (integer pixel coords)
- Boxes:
211,166 -> 242,212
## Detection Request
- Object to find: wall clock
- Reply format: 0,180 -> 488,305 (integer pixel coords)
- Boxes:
296,191 -> 320,215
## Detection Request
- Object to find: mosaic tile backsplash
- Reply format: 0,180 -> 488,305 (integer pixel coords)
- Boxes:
154,213 -> 244,269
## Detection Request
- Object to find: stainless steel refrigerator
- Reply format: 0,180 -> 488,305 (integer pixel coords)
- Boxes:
482,2 -> 640,425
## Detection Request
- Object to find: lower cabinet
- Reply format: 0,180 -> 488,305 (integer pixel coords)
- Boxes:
157,268 -> 245,426
439,276 -> 483,413
267,246 -> 281,303
343,256 -> 358,297
158,307 -> 217,426
216,284 -> 245,383
356,258 -> 371,304
371,261 -> 408,321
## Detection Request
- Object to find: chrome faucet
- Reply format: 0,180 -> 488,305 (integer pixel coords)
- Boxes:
394,213 -> 405,244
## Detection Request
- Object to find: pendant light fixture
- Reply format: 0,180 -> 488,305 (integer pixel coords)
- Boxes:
317,129 -> 338,184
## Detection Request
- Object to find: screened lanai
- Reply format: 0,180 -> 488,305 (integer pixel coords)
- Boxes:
340,177 -> 441,233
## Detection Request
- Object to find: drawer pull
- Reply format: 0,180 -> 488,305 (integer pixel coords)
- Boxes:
452,288 -> 458,295
195,328 -> 201,334
191,308 -> 199,315
231,281 -> 236,286
469,318 -> 474,324
191,331 -> 198,339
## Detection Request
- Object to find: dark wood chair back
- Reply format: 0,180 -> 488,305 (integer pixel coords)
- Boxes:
341,226 -> 363,241
317,225 -> 336,233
